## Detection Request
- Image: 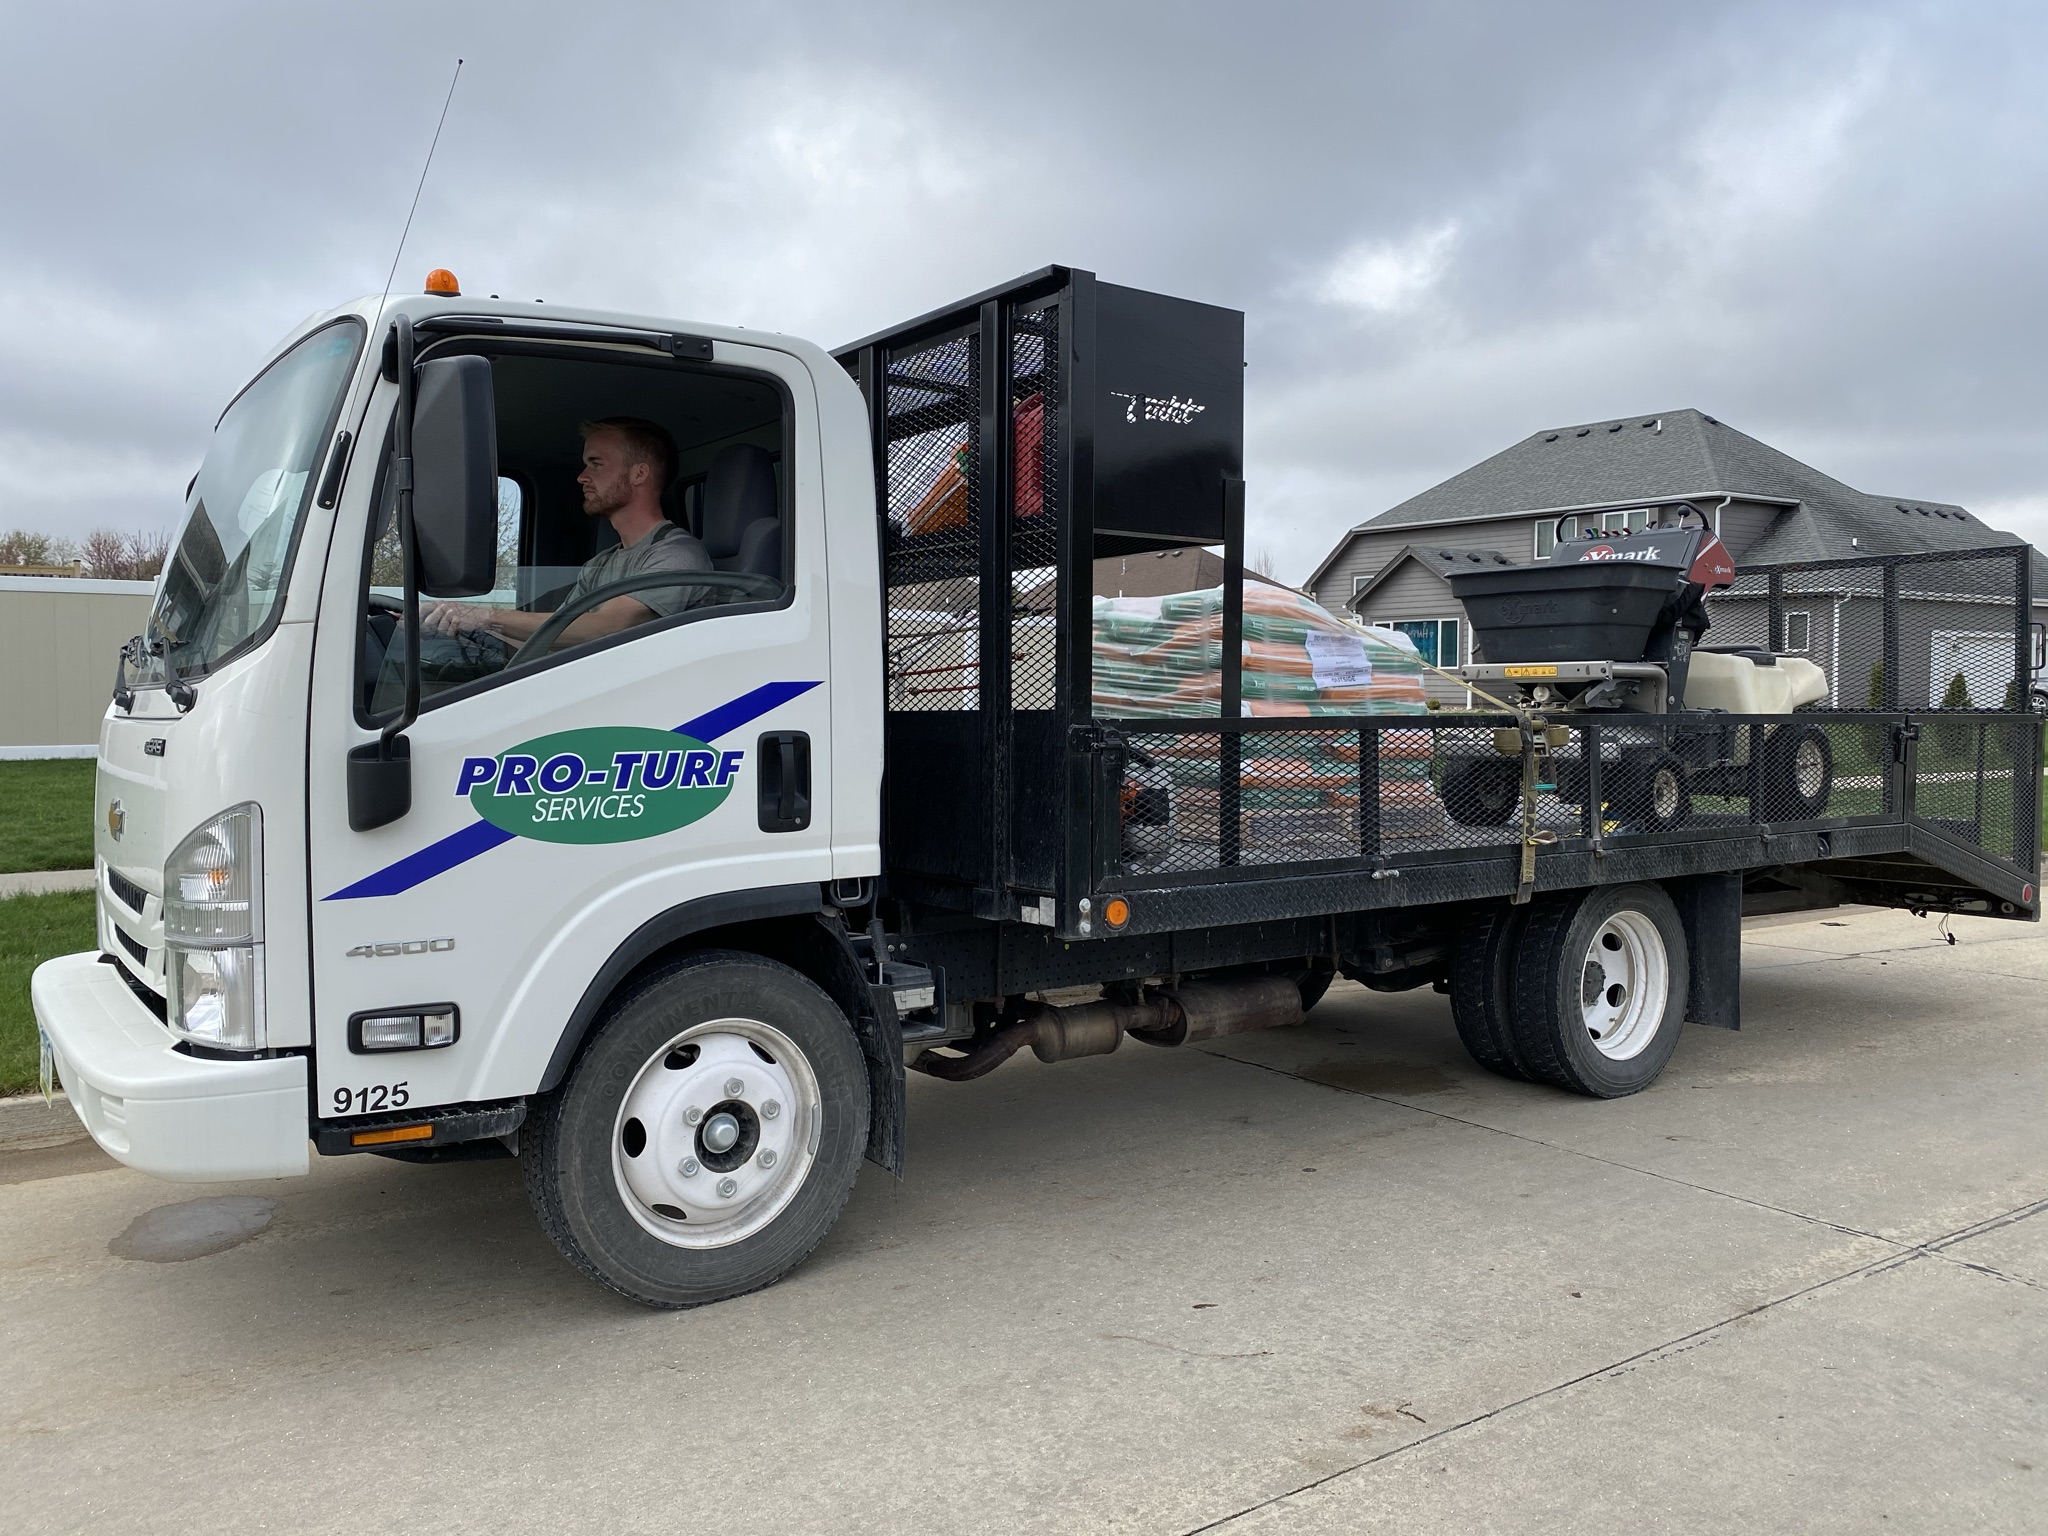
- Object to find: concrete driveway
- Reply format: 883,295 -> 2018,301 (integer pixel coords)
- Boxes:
4,905 -> 2043,1534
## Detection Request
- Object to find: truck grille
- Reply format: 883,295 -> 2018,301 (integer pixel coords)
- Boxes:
116,927 -> 149,967
108,867 -> 147,913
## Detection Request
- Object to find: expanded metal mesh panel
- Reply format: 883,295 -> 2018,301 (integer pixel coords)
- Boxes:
882,331 -> 980,710
1105,714 -> 1917,883
1011,304 -> 1060,711
1707,549 -> 2029,713
1912,716 -> 2040,866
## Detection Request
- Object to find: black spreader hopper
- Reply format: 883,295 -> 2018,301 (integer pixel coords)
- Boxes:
1446,514 -> 1736,665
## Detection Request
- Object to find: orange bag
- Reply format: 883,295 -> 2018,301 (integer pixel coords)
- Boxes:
907,445 -> 972,535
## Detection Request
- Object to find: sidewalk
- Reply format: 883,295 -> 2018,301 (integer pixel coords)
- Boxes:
0,869 -> 95,897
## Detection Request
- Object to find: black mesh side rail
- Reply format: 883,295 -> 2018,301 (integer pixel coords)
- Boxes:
1092,711 -> 2038,907
1707,546 -> 2034,713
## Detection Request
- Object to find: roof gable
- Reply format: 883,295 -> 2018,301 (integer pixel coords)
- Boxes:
1306,407 -> 2038,587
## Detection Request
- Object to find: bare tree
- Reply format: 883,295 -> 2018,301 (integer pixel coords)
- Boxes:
0,529 -> 80,568
1250,547 -> 1278,580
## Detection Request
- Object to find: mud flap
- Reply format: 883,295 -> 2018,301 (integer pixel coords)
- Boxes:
1671,872 -> 1741,1030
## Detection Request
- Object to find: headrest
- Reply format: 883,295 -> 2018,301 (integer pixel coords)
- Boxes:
701,444 -> 778,558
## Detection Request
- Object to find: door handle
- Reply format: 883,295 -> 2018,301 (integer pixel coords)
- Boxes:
757,731 -> 811,833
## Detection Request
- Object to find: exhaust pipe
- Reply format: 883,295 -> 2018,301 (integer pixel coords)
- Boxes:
912,974 -> 1304,1079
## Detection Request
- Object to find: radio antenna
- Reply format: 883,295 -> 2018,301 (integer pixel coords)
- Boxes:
377,57 -> 464,320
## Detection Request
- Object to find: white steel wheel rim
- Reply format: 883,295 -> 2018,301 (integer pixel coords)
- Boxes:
612,1017 -> 822,1250
1651,767 -> 1682,822
1794,736 -> 1826,799
1578,911 -> 1668,1061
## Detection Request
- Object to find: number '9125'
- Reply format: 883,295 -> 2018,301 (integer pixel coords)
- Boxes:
334,1083 -> 409,1114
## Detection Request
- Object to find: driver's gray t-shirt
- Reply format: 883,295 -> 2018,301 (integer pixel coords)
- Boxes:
565,521 -> 712,619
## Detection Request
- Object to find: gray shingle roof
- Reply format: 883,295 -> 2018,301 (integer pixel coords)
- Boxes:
1328,407 -> 2043,586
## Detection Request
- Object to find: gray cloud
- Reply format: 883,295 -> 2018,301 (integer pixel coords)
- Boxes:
2,0 -> 2042,578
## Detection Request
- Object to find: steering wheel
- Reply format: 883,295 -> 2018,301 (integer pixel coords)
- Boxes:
509,570 -> 782,667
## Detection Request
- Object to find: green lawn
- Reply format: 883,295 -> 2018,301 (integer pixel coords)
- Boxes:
0,759 -> 96,873
0,890 -> 96,1096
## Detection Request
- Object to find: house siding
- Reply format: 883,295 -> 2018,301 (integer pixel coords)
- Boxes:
1310,517 -> 1534,610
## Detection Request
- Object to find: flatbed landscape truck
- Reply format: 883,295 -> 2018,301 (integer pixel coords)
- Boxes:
33,265 -> 2041,1307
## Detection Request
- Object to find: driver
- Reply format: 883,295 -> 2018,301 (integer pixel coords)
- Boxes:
423,417 -> 710,649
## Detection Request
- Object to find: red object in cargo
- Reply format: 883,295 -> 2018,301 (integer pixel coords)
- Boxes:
1014,392 -> 1046,518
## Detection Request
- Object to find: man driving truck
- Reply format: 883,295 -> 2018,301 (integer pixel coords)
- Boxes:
423,416 -> 711,650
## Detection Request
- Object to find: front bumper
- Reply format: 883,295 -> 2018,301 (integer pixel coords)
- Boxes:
31,952 -> 308,1182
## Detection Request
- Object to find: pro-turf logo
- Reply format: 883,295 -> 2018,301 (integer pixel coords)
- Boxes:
456,726 -> 741,845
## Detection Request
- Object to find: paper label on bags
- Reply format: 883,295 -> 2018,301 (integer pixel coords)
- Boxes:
1304,631 -> 1373,689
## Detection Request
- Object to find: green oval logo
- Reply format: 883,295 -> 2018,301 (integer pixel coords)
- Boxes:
458,727 -> 741,845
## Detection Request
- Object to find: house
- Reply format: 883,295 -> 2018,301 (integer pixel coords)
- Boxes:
1305,409 -> 2046,705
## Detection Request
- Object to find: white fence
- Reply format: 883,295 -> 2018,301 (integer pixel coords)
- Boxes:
0,575 -> 155,757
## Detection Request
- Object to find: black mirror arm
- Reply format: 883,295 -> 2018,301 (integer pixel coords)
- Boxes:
381,313 -> 420,755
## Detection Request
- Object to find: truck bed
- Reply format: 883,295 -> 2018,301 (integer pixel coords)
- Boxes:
1086,710 -> 2039,935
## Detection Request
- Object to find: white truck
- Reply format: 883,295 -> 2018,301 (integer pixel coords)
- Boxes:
34,266 -> 2040,1308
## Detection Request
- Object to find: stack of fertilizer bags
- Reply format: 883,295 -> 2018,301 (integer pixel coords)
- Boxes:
1092,583 -> 1440,852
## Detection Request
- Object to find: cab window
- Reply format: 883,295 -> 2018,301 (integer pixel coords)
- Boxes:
360,346 -> 789,719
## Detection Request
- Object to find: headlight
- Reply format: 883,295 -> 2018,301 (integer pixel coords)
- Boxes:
164,803 -> 266,1050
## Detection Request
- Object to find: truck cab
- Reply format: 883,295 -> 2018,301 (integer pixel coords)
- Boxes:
36,288 -> 891,1302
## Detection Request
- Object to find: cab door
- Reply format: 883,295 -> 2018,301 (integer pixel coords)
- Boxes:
304,332 -> 833,1121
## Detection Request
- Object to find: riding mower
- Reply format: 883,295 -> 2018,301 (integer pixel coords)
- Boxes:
1434,505 -> 1833,832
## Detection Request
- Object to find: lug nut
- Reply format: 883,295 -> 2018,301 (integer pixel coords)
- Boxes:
761,1099 -> 781,1119
723,1077 -> 745,1098
679,1157 -> 699,1177
716,1177 -> 737,1197
758,1149 -> 777,1169
684,1105 -> 703,1126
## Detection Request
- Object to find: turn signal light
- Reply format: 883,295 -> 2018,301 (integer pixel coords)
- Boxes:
424,268 -> 461,296
1103,897 -> 1131,929
350,1124 -> 434,1147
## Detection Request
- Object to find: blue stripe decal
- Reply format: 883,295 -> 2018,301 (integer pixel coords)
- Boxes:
672,679 -> 820,745
324,679 -> 822,901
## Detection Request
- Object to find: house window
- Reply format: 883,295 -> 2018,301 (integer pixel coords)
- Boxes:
1534,521 -> 1555,558
1392,618 -> 1460,669
1783,611 -> 1811,653
1353,573 -> 1369,596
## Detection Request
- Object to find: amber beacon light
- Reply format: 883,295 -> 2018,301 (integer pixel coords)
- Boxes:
424,268 -> 461,296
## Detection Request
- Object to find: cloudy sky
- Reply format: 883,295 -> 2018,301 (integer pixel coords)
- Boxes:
3,0 -> 2043,581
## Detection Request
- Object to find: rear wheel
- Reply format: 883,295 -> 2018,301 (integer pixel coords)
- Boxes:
524,950 -> 869,1309
1448,904 -> 1536,1081
1764,724 -> 1833,819
1617,754 -> 1690,832
1509,883 -> 1687,1097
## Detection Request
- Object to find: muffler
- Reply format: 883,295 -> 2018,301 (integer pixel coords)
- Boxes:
1125,975 -> 1304,1047
912,974 -> 1305,1079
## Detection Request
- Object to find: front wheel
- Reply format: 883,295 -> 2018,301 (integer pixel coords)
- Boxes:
1442,759 -> 1520,826
525,950 -> 870,1308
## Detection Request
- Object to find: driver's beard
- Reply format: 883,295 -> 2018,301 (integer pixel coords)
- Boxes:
582,476 -> 631,518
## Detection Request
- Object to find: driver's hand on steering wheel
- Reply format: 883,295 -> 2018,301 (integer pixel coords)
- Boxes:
422,601 -> 496,638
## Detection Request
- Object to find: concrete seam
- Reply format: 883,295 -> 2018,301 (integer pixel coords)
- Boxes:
1207,1048 -> 2029,1262
1178,1193 -> 2048,1536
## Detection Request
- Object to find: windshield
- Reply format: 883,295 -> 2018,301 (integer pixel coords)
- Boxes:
148,319 -> 363,677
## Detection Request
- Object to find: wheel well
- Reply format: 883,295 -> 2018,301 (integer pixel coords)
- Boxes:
540,908 -> 906,1177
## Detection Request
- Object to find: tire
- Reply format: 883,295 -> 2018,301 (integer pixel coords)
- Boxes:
1448,903 -> 1536,1082
1508,883 -> 1688,1097
1293,965 -> 1336,1014
1443,759 -> 1520,827
1616,754 -> 1690,832
524,949 -> 870,1309
1764,724 -> 1833,820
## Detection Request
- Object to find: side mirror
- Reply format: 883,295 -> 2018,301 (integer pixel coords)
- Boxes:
411,355 -> 499,597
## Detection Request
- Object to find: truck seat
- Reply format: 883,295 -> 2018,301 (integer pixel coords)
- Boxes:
701,444 -> 781,578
